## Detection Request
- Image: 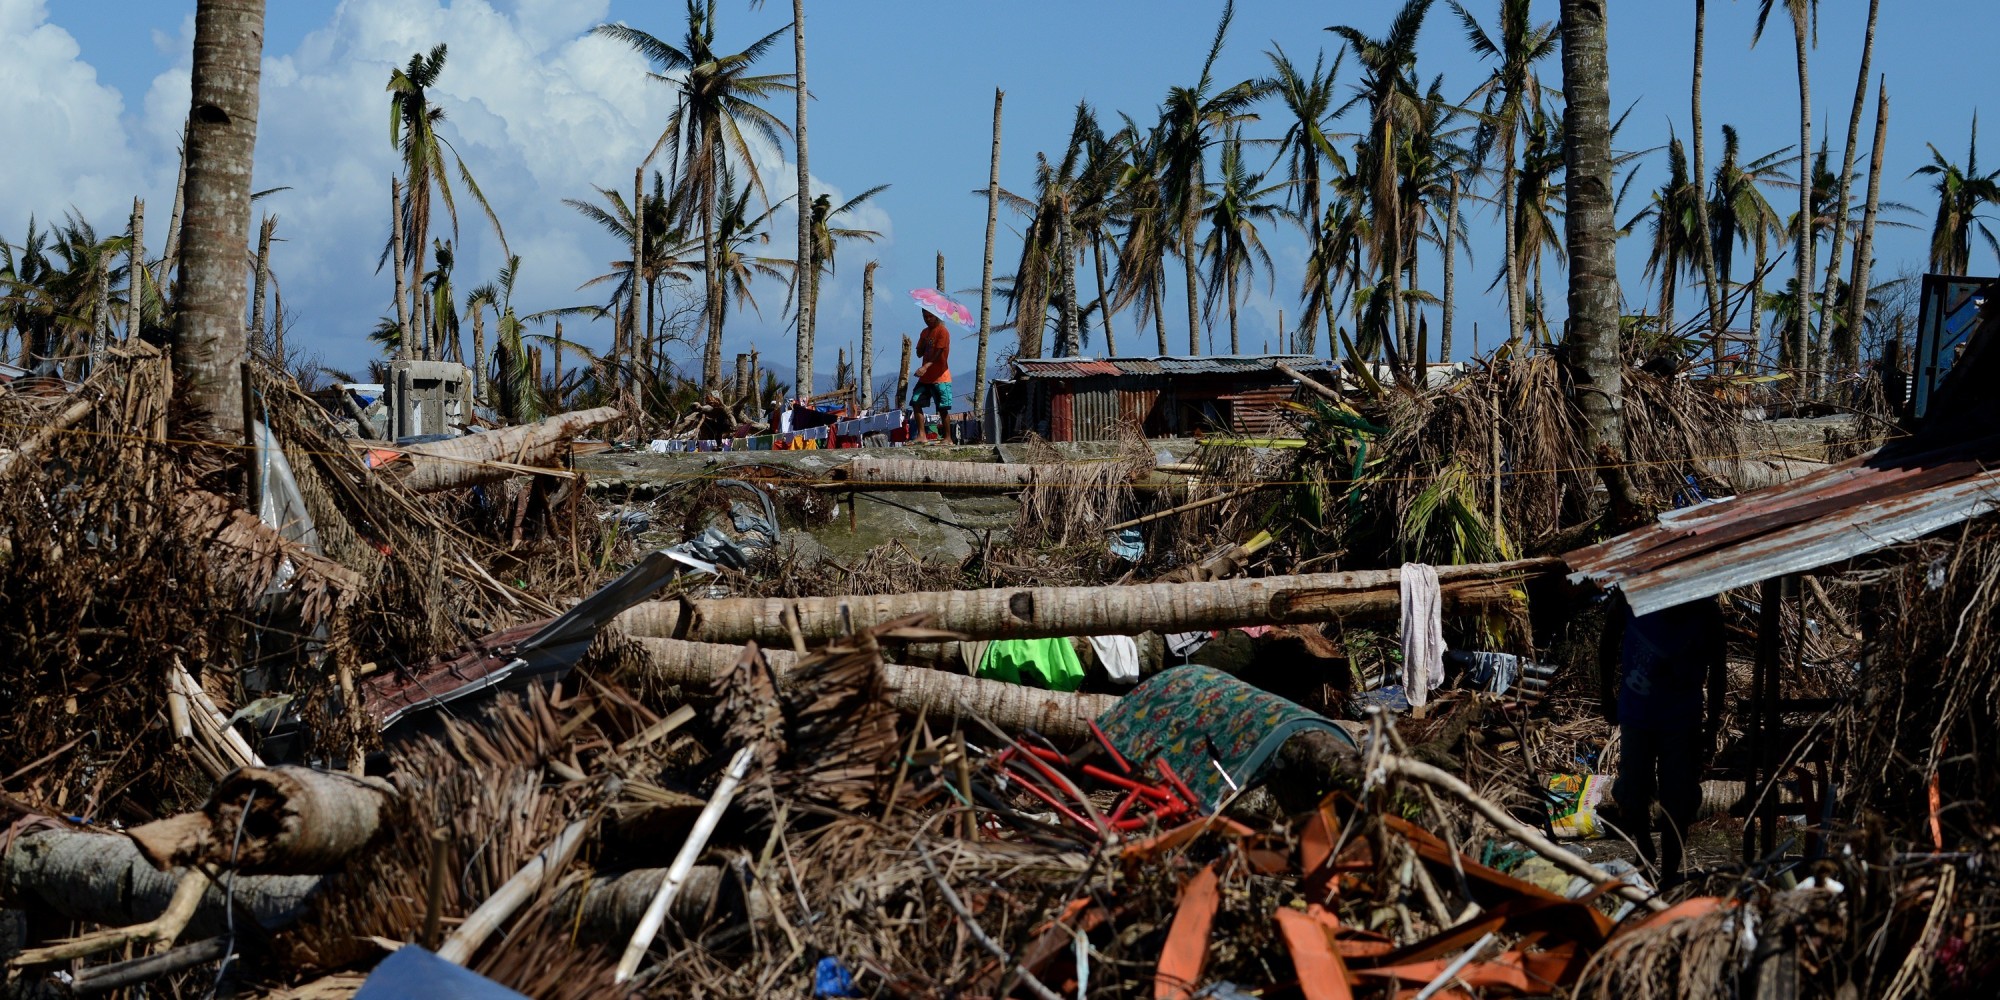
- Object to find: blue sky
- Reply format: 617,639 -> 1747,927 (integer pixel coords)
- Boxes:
6,0 -> 1991,395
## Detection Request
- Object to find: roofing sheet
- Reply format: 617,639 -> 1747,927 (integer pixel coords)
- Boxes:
1011,354 -> 1335,379
1565,434 -> 2000,616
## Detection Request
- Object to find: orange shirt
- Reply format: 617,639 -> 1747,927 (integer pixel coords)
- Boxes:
916,320 -> 952,383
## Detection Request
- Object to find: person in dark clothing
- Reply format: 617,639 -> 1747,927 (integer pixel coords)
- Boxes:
1601,593 -> 1726,882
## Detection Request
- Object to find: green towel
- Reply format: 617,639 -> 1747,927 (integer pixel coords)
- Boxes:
977,637 -> 1085,692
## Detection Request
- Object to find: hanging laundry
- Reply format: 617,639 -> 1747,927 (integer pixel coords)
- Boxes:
1086,634 -> 1141,685
977,637 -> 1085,692
1398,562 -> 1447,709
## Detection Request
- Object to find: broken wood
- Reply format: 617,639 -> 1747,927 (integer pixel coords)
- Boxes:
128,766 -> 395,874
549,865 -> 774,944
828,455 -> 1149,493
615,747 -> 755,982
437,816 -> 594,966
388,405 -> 617,492
619,559 -> 1556,646
2,828 -> 318,939
627,637 -> 1120,742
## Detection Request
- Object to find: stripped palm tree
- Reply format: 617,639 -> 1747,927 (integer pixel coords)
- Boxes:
1004,103 -> 1126,358
1158,0 -> 1266,354
1200,131 -> 1294,354
1263,44 -> 1342,355
1911,115 -> 2000,275
1707,127 -> 1795,363
1752,0 -> 1820,375
387,44 -> 508,360
1450,0 -> 1556,354
800,182 -> 889,346
594,2 -> 795,387
1329,0 -> 1436,382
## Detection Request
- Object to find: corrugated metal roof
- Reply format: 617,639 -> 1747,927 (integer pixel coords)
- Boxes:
1011,354 -> 1336,379
1566,290 -> 2000,616
1566,430 -> 2000,616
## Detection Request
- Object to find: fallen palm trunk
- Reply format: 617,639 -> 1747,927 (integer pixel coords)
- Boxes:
128,766 -> 395,874
388,406 -> 617,492
628,637 -> 1120,741
549,866 -> 773,945
829,456 -> 1146,493
619,558 -> 1557,646
2,828 -> 318,938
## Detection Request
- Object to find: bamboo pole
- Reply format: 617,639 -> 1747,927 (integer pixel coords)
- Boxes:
438,817 -> 593,966
615,748 -> 754,982
627,638 -> 1119,741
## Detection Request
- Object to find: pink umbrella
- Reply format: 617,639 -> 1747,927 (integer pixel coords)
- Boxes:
909,288 -> 973,329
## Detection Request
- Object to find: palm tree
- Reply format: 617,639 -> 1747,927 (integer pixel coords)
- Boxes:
1815,0 -> 1881,373
387,43 -> 508,361
466,256 -> 540,423
1450,0 -> 1556,354
1510,104 -> 1566,344
1110,118 -> 1176,355
1626,136 -> 1704,340
1707,127 -> 1793,365
1689,0 -> 1726,368
174,0 -> 263,443
1393,75 -> 1470,361
703,164 -> 798,332
1159,0 -> 1265,354
1330,0 -> 1436,380
1004,104 -> 1124,358
1911,116 -> 2000,275
595,2 -> 794,387
1753,0 -> 1819,375
1263,44 -> 1341,355
1200,131 -> 1292,354
801,182 -> 889,346
566,172 -> 694,384
1558,0 -> 1636,519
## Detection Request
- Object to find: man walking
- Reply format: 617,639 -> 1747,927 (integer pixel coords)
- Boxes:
1602,593 -> 1725,883
908,308 -> 954,443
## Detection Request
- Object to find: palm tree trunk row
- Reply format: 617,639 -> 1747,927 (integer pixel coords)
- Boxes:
1845,79 -> 1889,357
1820,0 -> 1881,375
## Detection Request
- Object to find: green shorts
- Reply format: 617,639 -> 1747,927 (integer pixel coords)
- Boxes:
911,380 -> 954,410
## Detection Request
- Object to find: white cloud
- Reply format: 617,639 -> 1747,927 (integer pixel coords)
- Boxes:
10,0 -> 876,381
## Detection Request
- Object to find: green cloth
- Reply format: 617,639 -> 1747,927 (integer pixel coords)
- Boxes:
978,637 -> 1084,692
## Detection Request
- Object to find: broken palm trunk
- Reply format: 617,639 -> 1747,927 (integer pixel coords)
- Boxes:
381,405 -> 618,493
618,558 -> 1557,646
2,827 -> 317,939
829,455 -> 1150,493
628,636 -> 1120,742
127,766 -> 395,874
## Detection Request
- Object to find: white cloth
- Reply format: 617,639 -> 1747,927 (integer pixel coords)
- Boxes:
1399,562 -> 1447,708
1087,635 -> 1141,686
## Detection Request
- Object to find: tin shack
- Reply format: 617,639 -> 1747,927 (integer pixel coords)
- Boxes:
983,354 -> 1340,443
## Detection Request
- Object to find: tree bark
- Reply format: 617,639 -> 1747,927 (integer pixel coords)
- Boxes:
628,638 -> 1119,741
470,301 -> 485,404
1056,221 -> 1079,357
830,456 -> 1143,492
1502,143 -> 1522,353
390,405 -> 616,492
126,198 -> 145,340
630,166 -> 645,413
1751,228 -> 1768,360
391,179 -> 410,362
171,0 -> 263,445
1184,186 -> 1202,355
3,828 -> 315,938
250,213 -> 274,355
1154,270 -> 1170,354
860,260 -> 877,409
936,252 -> 946,295
791,0 -> 813,405
1225,266 -> 1240,354
702,121 -> 724,388
1789,8 -> 1814,382
618,559 -> 1555,646
1821,0 -> 1880,376
1093,233 -> 1116,356
161,118 -> 191,295
127,767 -> 394,875
1845,78 -> 1888,360
1559,0 -> 1639,521
894,335 -> 912,407
1442,175 -> 1458,364
1690,0 -> 1728,370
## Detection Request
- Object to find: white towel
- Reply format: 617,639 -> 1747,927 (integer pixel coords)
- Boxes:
1087,635 -> 1141,685
1399,562 -> 1447,709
